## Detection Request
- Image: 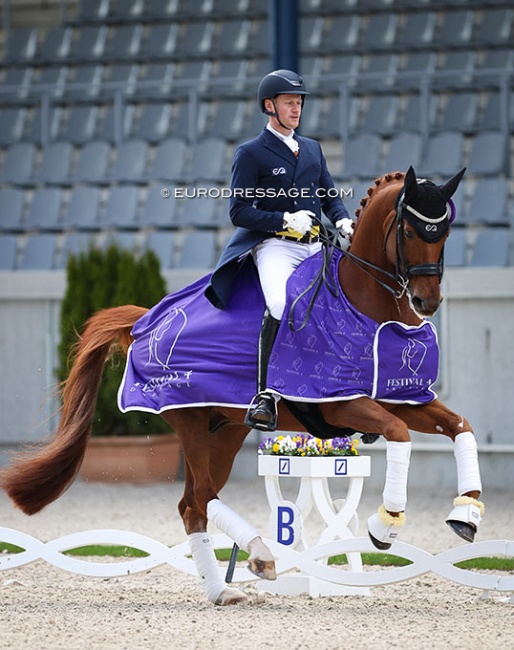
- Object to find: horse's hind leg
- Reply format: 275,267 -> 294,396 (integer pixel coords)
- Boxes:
387,400 -> 484,542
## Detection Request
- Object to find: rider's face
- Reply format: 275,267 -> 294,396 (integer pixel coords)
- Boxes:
266,94 -> 303,132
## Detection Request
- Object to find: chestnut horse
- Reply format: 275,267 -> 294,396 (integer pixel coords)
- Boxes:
0,167 -> 484,606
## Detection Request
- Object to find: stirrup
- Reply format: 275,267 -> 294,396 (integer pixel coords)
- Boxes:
244,392 -> 278,432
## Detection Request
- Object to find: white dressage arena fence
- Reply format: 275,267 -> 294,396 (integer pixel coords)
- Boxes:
1,455 -> 513,602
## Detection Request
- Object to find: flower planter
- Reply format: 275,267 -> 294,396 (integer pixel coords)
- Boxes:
258,454 -> 370,478
79,434 -> 182,484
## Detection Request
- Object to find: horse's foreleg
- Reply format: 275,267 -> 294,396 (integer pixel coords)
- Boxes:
386,400 -> 484,542
323,398 -> 412,549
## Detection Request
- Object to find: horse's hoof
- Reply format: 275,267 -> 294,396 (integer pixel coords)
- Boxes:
446,519 -> 476,543
368,530 -> 392,550
215,587 -> 249,606
248,558 -> 277,581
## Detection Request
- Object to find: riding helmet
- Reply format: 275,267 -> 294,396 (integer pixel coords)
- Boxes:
257,69 -> 309,114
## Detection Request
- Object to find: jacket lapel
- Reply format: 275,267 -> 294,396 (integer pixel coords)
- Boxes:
260,128 -> 298,166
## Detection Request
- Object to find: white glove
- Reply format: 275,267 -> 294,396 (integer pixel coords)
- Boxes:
335,217 -> 354,238
283,210 -> 315,235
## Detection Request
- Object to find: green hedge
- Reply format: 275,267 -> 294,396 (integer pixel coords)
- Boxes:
58,243 -> 170,436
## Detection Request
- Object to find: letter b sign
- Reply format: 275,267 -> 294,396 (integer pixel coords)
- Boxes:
269,500 -> 302,548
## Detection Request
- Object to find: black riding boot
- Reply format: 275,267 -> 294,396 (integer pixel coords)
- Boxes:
244,310 -> 281,432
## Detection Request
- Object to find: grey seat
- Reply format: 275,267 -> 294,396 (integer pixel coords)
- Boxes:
357,54 -> 398,92
473,8 -> 514,47
68,26 -> 108,62
145,231 -> 175,269
322,95 -> 359,139
357,13 -> 397,51
147,138 -> 188,182
108,0 -> 145,23
63,186 -> 101,230
0,143 -> 36,186
75,0 -> 109,23
104,25 -> 143,61
36,142 -> 73,185
214,20 -> 250,58
246,20 -> 273,57
465,178 -> 509,226
323,15 -> 360,53
433,10 -> 474,49
342,132 -> 382,179
65,65 -> 104,103
144,0 -> 179,21
189,138 -> 228,183
101,185 -> 139,229
299,98 -> 325,139
445,229 -> 468,267
0,67 -> 33,105
134,102 -> 172,143
175,21 -> 214,59
37,26 -> 73,63
0,188 -> 25,232
134,63 -> 174,101
57,105 -> 99,144
361,95 -> 400,135
74,140 -> 111,184
140,24 -> 178,60
203,100 -> 246,141
18,233 -> 57,270
322,54 -> 360,94
104,231 -> 137,252
395,52 -> 436,90
399,94 -> 437,133
177,193 -> 220,227
178,230 -> 217,269
383,132 -> 423,174
396,11 -> 436,49
4,27 -> 37,65
0,108 -> 27,146
470,229 -> 510,267
58,232 -> 98,269
25,188 -> 62,231
418,131 -> 465,178
141,186 -> 178,228
109,139 -> 148,183
437,92 -> 479,134
466,131 -> 507,177
99,64 -> 138,100
432,51 -> 477,89
0,234 -> 18,270
96,103 -> 135,143
30,66 -> 68,103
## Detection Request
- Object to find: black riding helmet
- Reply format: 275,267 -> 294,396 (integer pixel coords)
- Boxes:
257,69 -> 309,116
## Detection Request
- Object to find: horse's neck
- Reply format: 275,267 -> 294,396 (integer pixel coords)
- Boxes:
339,217 -> 420,326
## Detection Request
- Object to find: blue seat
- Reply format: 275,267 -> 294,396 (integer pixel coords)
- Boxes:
29,66 -> 68,104
4,27 -> 37,64
109,139 -> 148,183
18,233 -> 57,270
25,106 -> 62,146
96,103 -> 135,143
147,138 -> 188,183
0,188 -> 25,232
437,92 -> 480,134
140,24 -> 178,60
134,103 -> 172,143
104,24 -> 143,61
361,95 -> 400,136
0,234 -> 18,270
342,132 -> 382,179
68,26 -> 108,62
177,193 -> 220,228
25,188 -> 62,231
418,131 -> 465,178
64,65 -> 104,103
0,67 -> 33,105
75,0 -> 109,23
174,21 -> 214,59
466,131 -> 507,177
36,26 -> 73,63
134,63 -> 174,101
101,186 -> 139,229
36,142 -> 74,186
178,230 -> 217,269
99,64 -> 138,101
73,140 -> 111,184
445,229 -> 468,267
58,233 -> 98,269
141,185 -> 178,228
465,178 -> 509,226
58,106 -> 99,145
145,231 -> 175,269
189,138 -> 228,183
384,132 -> 423,173
470,229 -> 510,267
63,186 -> 101,230
396,11 -> 436,49
0,108 -> 27,146
0,143 -> 36,186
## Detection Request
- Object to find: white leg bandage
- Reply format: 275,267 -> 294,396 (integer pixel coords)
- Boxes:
383,440 -> 412,513
454,431 -> 482,495
188,532 -> 226,604
207,499 -> 260,552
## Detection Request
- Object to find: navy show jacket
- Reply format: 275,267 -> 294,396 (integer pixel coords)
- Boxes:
205,128 -> 350,310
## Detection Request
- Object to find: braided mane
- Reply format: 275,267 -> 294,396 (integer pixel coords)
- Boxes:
348,171 -> 405,250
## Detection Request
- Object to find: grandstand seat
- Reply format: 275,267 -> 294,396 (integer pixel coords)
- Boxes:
107,0 -> 145,23
0,188 -> 25,231
140,24 -> 178,60
34,142 -> 73,185
469,228 -> 510,267
322,54 -> 360,94
64,65 -> 104,103
36,26 -> 73,64
18,233 -> 57,270
143,0 -> 178,21
343,179 -> 374,218
202,100 -> 247,141
104,24 -> 143,61
147,137 -> 188,183
188,138 -> 228,183
445,229 -> 468,267
73,140 -> 111,184
360,95 -> 400,135
96,103 -> 135,143
133,63 -> 174,101
0,67 -> 33,105
473,8 -> 513,47
0,234 -> 18,270
108,139 -> 148,183
177,193 -> 221,227
431,51 -> 477,89
29,66 -> 68,105
395,11 -> 437,49
357,53 -> 398,91
395,52 -> 436,90
0,143 -> 36,186
141,185 -> 178,228
57,105 -> 99,144
145,231 -> 175,269
473,49 -> 513,88
175,21 -> 214,59
63,186 -> 101,230
418,130 -> 465,178
465,178 -> 509,226
477,92 -> 507,132
105,231 -> 137,251
0,108 -> 27,146
25,187 -> 62,230
206,60 -> 248,97
246,20 -> 272,57
170,101 -> 200,141
300,16 -> 324,55
466,131 -> 507,177
101,185 -> 139,228
298,98 -> 325,139
4,27 -> 37,65
68,25 -> 108,62
58,232 -> 97,269
357,13 -> 397,51
398,93 -> 437,133
383,131 -> 423,173
178,230 -> 217,269
26,106 -> 62,145
436,92 -> 480,133
323,15 -> 360,53
134,102 -> 172,143
322,95 -> 360,139
432,10 -> 475,48
99,64 -> 138,101
74,0 -> 110,24
342,132 -> 382,179
171,61 -> 209,98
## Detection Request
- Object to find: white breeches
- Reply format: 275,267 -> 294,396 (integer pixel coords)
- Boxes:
252,238 -> 322,319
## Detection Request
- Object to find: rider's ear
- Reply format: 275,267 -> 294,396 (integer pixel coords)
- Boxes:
439,167 -> 466,201
403,166 -> 418,203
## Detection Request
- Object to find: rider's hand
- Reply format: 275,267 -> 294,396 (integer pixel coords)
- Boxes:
283,210 -> 315,235
335,217 -> 354,251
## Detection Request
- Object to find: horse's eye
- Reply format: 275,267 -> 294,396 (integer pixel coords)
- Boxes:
404,228 -> 415,240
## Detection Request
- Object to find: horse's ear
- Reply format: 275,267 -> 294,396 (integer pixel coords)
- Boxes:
439,167 -> 466,201
403,166 -> 418,202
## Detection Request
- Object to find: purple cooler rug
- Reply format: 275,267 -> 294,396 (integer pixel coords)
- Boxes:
118,250 -> 439,415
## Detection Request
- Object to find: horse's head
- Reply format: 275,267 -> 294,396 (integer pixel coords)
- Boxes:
383,166 -> 465,317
